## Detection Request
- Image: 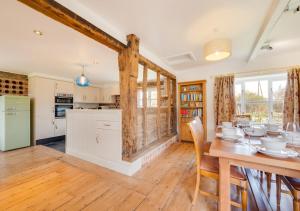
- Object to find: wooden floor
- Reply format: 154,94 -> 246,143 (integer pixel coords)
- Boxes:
0,142 -> 259,210
246,169 -> 293,211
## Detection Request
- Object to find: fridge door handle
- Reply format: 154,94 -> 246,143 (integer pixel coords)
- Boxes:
6,112 -> 16,116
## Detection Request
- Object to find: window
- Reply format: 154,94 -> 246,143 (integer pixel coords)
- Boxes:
235,74 -> 287,124
137,87 -> 157,108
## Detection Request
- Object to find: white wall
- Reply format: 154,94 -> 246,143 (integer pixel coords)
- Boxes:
176,50 -> 300,140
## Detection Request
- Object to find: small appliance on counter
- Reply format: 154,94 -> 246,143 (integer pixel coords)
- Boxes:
55,93 -> 73,118
0,95 -> 30,151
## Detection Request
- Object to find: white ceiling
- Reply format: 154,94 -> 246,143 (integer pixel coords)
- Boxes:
0,0 -> 119,84
259,7 -> 300,57
0,0 -> 299,81
72,0 -> 274,70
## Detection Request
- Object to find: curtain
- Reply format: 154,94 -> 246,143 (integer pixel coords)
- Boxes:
214,75 -> 235,126
283,68 -> 300,127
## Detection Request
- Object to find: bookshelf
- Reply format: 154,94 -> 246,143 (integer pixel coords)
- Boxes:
178,80 -> 206,142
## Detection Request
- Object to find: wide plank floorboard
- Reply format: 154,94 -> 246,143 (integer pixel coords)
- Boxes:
0,143 -> 259,210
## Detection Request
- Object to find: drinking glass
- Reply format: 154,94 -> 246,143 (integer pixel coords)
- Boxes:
285,122 -> 300,145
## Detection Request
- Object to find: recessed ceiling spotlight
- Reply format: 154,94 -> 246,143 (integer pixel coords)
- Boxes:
33,30 -> 43,36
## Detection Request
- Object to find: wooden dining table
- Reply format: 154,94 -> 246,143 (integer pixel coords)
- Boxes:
209,137 -> 300,211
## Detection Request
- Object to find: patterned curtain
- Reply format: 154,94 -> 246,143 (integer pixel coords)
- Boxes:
214,75 -> 235,126
283,68 -> 300,127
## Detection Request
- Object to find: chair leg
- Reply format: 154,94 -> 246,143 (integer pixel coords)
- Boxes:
266,172 -> 272,193
276,175 -> 281,207
241,187 -> 248,211
192,170 -> 201,205
293,199 -> 300,211
260,171 -> 264,183
236,186 -> 240,198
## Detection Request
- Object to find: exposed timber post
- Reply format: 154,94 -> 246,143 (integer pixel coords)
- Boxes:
118,34 -> 140,159
142,65 -> 148,147
156,72 -> 161,140
166,78 -> 171,135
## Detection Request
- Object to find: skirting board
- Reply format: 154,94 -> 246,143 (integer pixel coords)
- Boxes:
66,135 -> 177,176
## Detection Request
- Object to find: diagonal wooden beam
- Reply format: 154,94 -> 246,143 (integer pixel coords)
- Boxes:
18,0 -> 126,53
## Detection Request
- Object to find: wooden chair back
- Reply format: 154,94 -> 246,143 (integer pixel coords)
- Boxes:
235,114 -> 251,122
188,117 -> 205,170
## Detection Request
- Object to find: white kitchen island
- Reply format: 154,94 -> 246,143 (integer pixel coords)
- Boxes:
66,109 -> 177,176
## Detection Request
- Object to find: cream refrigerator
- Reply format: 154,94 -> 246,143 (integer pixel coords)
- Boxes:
0,96 -> 30,151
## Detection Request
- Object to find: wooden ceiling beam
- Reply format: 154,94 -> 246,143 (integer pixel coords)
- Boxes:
18,0 -> 126,53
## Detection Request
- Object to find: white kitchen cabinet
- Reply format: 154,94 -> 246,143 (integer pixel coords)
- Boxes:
29,77 -> 56,141
54,118 -> 66,137
96,128 -> 121,161
29,76 -> 72,143
73,86 -> 86,102
66,110 -> 123,173
55,81 -> 74,95
85,87 -> 99,103
98,86 -> 117,103
74,86 -> 100,103
111,84 -> 120,95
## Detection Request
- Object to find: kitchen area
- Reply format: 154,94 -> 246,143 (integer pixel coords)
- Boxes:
29,75 -> 120,152
0,0 -> 177,177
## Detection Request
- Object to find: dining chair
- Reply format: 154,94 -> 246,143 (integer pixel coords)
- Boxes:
188,118 -> 248,210
235,114 -> 251,120
234,114 -> 251,127
195,116 -> 211,153
276,175 -> 300,211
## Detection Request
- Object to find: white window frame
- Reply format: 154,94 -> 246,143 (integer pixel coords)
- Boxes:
235,73 -> 287,123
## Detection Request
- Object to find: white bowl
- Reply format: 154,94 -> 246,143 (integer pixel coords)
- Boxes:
245,127 -> 266,137
264,123 -> 280,131
261,137 -> 287,151
222,128 -> 236,137
222,122 -> 233,128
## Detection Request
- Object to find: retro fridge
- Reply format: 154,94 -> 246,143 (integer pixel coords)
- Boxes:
0,96 -> 30,151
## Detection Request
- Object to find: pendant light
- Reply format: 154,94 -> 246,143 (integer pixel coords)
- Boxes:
204,39 -> 231,61
75,65 -> 90,87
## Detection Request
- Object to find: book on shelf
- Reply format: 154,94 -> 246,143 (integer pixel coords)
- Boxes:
182,85 -> 202,92
180,108 -> 203,118
180,93 -> 202,102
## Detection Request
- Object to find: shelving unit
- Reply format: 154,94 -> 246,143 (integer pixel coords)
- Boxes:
178,80 -> 206,142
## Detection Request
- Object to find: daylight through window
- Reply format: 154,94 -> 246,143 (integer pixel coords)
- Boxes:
235,73 -> 287,124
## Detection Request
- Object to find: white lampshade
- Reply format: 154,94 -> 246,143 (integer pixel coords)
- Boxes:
204,39 -> 231,61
